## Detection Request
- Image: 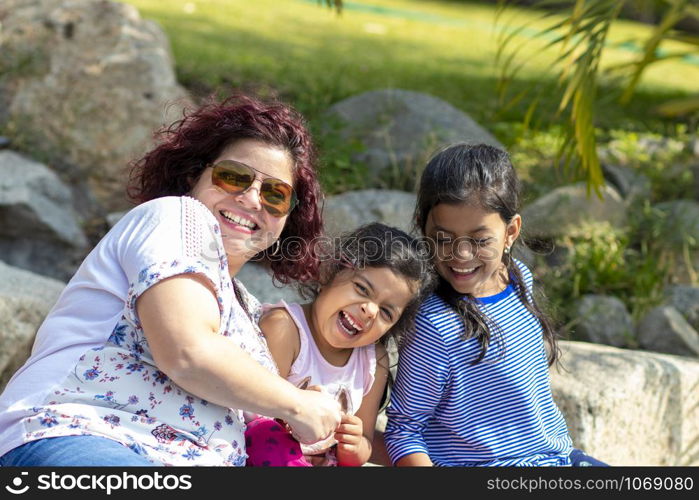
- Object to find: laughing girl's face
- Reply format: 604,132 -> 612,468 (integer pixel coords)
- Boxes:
307,267 -> 415,365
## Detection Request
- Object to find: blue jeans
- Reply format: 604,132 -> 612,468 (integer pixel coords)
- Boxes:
0,436 -> 154,466
570,448 -> 609,466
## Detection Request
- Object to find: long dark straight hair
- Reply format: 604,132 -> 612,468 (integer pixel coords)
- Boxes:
415,143 -> 559,366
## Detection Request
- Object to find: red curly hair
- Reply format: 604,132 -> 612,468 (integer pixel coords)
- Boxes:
127,93 -> 323,284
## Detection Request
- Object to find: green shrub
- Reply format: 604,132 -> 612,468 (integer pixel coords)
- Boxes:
599,127 -> 695,202
538,197 -> 696,338
313,118 -> 368,195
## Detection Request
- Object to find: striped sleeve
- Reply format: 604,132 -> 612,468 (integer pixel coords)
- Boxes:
384,311 -> 450,464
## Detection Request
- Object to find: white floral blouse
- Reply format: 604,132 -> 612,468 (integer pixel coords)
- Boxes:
0,196 -> 277,466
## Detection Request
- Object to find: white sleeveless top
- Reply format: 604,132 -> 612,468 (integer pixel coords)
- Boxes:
262,301 -> 376,455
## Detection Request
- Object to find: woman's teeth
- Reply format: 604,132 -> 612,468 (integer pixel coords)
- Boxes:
221,210 -> 257,230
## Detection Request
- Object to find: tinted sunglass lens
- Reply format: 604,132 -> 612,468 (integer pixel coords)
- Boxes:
213,163 -> 255,192
261,181 -> 294,216
211,161 -> 296,217
260,187 -> 285,216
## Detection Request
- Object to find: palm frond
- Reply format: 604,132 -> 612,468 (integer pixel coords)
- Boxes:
654,96 -> 699,117
621,0 -> 690,104
664,32 -> 699,47
494,0 -> 693,192
684,4 -> 699,20
317,0 -> 342,14
608,50 -> 697,72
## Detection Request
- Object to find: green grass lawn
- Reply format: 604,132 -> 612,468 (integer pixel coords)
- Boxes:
119,0 -> 698,191
120,0 -> 698,117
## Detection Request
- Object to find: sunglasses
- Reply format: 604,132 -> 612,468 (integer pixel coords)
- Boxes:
210,160 -> 297,217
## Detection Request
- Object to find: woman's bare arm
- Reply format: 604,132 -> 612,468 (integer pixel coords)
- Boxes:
136,274 -> 341,443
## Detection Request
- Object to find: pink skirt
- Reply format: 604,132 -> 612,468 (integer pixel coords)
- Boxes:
244,417 -> 313,467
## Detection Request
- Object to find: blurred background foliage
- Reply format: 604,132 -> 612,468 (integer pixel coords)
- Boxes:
120,0 -> 699,333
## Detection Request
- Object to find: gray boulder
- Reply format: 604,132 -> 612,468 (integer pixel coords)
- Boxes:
663,285 -> 699,331
0,150 -> 88,280
323,189 -> 417,238
0,0 -> 192,213
572,295 -> 632,348
637,306 -> 699,357
521,182 -> 627,240
691,137 -> 699,158
236,263 -> 303,305
654,200 -> 699,248
551,341 -> 699,466
601,163 -> 651,203
0,261 -> 66,392
325,89 -> 502,188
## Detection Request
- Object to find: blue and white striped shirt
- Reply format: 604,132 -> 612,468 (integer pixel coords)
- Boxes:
384,261 -> 573,466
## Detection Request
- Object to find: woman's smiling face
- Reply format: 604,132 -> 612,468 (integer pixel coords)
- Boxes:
189,138 -> 294,274
425,202 -> 521,297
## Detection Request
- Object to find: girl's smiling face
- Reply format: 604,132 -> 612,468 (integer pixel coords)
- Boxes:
308,266 -> 416,364
425,203 -> 521,297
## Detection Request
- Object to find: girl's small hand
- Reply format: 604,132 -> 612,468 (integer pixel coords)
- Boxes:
334,413 -> 365,465
335,413 -> 363,443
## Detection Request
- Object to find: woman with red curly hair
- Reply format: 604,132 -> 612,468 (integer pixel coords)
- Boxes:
0,94 -> 342,466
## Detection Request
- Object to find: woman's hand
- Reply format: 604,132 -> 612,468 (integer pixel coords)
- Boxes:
285,388 -> 342,444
